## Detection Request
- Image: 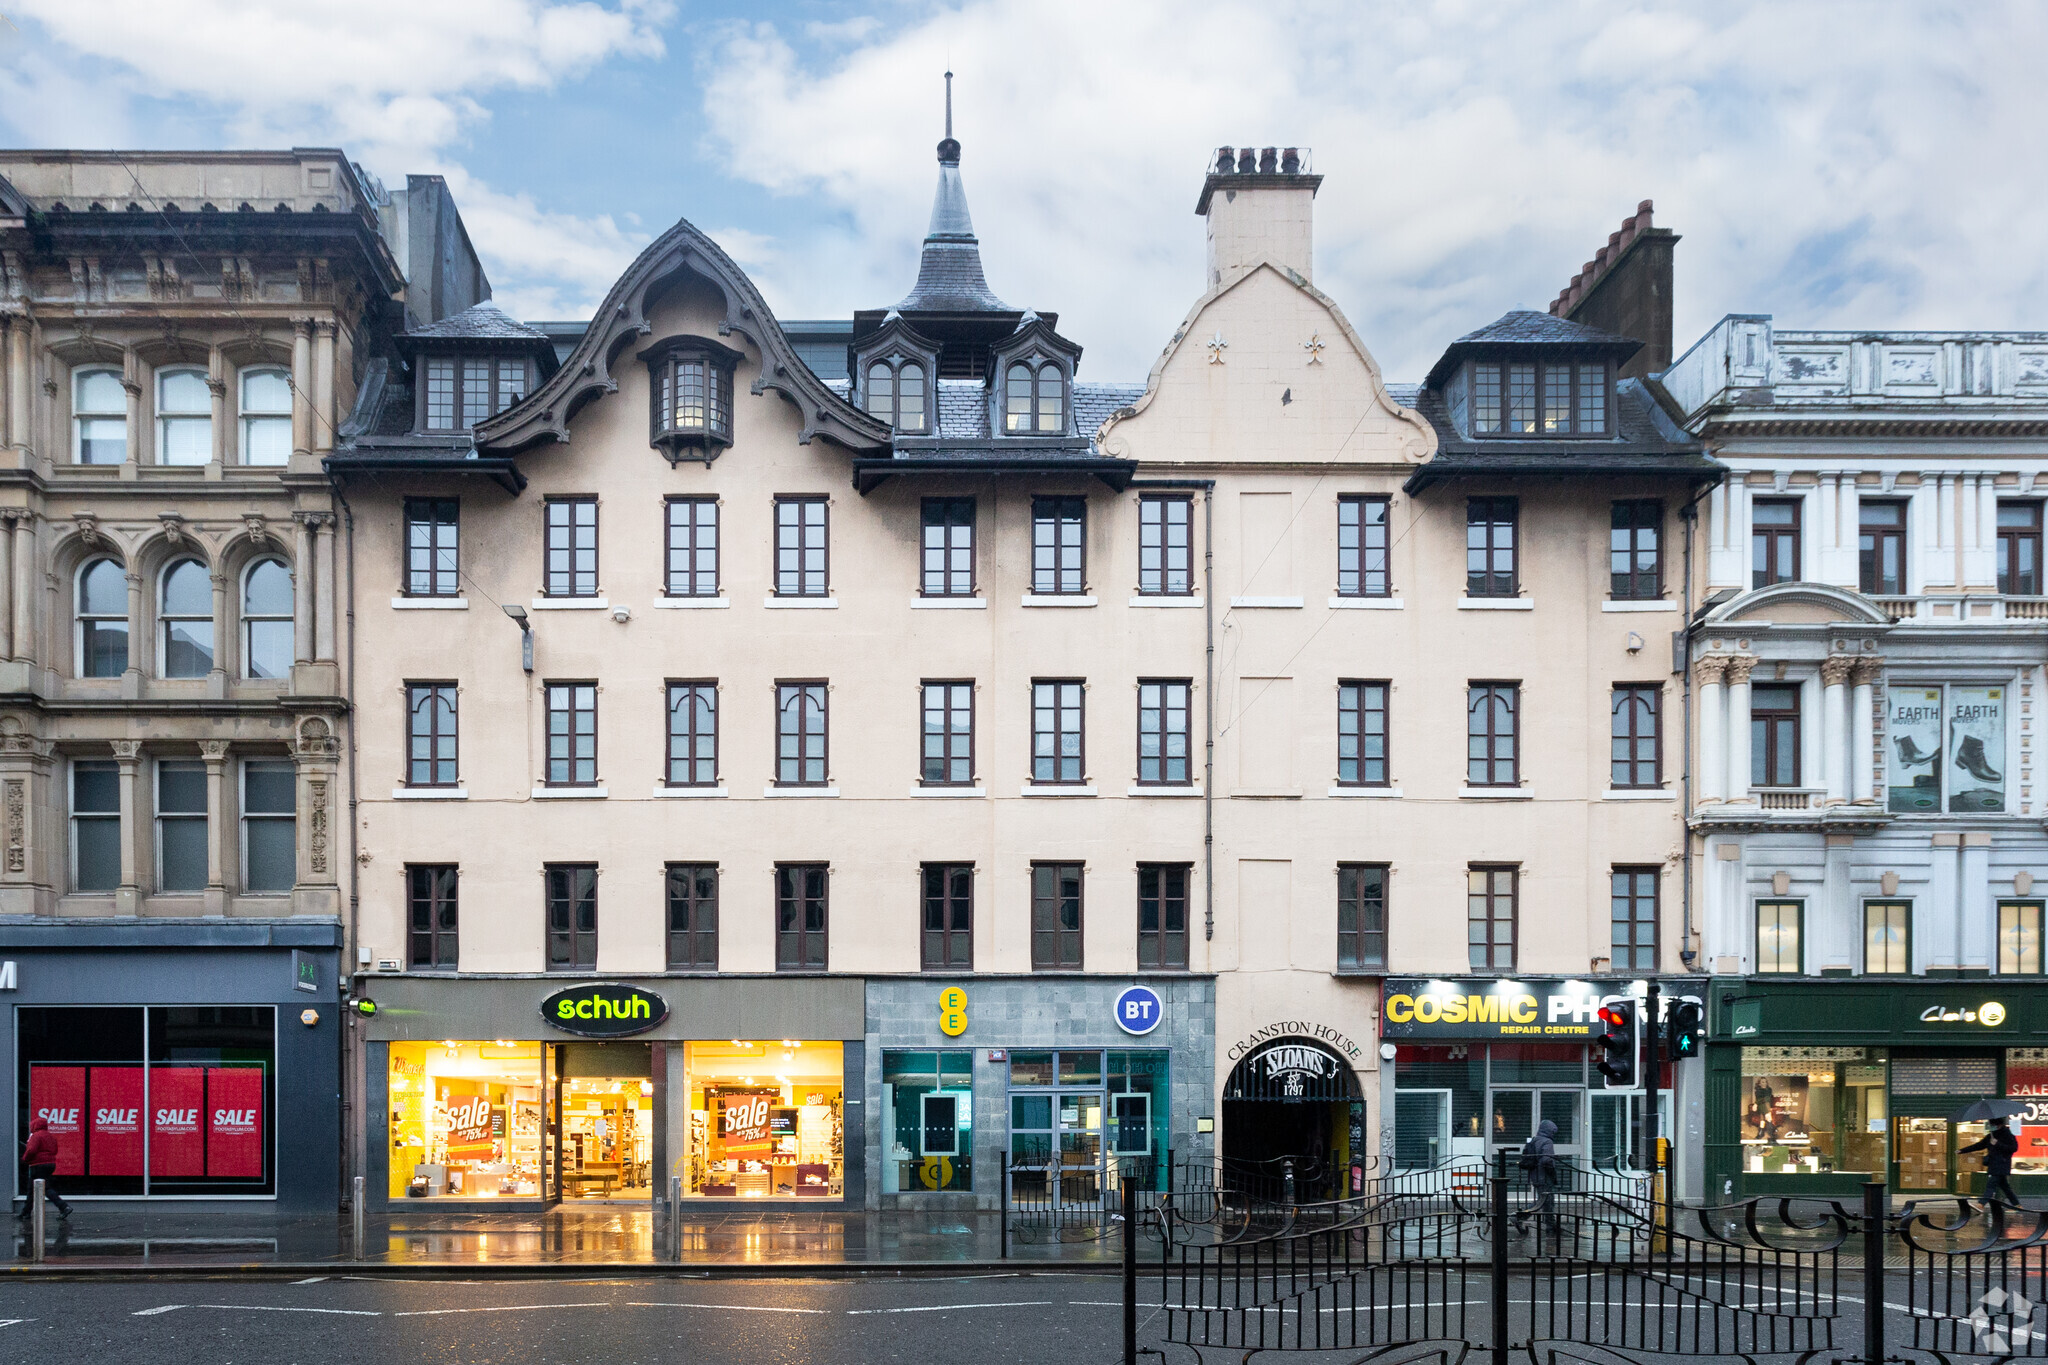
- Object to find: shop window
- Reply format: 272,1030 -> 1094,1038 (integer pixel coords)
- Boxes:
1337,863 -> 1387,971
405,498 -> 460,598
2006,1048 -> 2048,1175
71,760 -> 120,893
408,865 -> 458,970
19,1005 -> 276,1199
920,498 -> 975,597
1004,1049 -> 1168,1199
882,1050 -> 973,1192
545,864 -> 598,970
665,863 -> 718,970
1740,1046 -> 1887,1177
241,760 -> 296,893
1864,900 -> 1910,974
1108,1051 -> 1170,1171
683,1040 -> 843,1198
1337,495 -> 1389,598
1138,495 -> 1193,596
775,863 -> 827,971
387,1040 -> 543,1199
155,759 -> 207,892
1392,1044 -> 1486,1168
1031,497 -> 1086,595
2000,901 -> 2044,975
1888,683 -> 2007,814
558,1051 -> 655,1200
1756,899 -> 1803,973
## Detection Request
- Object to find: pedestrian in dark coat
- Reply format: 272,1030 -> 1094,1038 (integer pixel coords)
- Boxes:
1961,1118 -> 2021,1214
18,1117 -> 72,1220
1514,1119 -> 1560,1232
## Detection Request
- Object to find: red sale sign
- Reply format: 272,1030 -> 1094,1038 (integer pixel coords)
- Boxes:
88,1066 -> 144,1177
26,1066 -> 86,1177
719,1092 -> 777,1154
206,1068 -> 264,1178
150,1067 -> 205,1178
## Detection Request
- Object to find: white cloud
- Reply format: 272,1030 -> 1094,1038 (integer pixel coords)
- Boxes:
698,0 -> 2048,381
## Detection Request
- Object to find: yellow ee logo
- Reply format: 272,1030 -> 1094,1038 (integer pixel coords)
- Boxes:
919,1155 -> 954,1189
939,985 -> 969,1037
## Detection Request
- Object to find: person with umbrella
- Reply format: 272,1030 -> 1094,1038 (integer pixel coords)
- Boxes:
1953,1098 -> 2027,1216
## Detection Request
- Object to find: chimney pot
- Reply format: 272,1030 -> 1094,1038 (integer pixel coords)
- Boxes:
1638,198 -> 1654,214
1237,147 -> 1256,174
1258,147 -> 1278,173
1607,230 -> 1623,249
1216,147 -> 1235,174
1281,147 -> 1300,173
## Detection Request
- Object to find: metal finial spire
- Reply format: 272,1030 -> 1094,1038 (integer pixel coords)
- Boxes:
937,72 -> 960,164
945,71 -> 953,140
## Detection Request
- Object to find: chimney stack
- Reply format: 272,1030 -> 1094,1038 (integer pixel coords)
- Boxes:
1547,199 -> 1679,380
1197,146 -> 1322,289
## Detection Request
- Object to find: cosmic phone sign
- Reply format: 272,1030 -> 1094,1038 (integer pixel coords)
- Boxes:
540,983 -> 670,1038
1381,978 -> 1646,1040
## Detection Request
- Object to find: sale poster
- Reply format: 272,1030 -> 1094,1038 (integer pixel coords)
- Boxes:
150,1067 -> 205,1178
441,1081 -> 497,1161
2009,1065 -> 2048,1170
88,1066 -> 145,1177
718,1092 -> 777,1155
205,1067 -> 265,1178
26,1066 -> 86,1176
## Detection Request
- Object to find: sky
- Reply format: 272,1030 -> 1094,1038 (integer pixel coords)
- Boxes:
0,1 -> 2041,384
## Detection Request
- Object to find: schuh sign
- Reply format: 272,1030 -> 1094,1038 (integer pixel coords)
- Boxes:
540,982 -> 670,1038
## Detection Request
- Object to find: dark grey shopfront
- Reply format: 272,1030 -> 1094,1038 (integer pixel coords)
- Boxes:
2,919 -> 342,1212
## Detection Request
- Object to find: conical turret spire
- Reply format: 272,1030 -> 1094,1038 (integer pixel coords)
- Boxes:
896,70 -> 1008,312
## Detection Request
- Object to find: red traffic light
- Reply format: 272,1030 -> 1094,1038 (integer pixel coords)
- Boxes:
1598,1004 -> 1631,1029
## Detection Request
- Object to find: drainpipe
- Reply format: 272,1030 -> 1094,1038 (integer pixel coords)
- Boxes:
332,476 -> 362,1202
1678,480 -> 1717,971
1127,478 -> 1218,942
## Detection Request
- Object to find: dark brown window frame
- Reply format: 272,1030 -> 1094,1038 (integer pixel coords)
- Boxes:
1337,495 -> 1391,598
1468,863 -> 1518,971
1610,684 -> 1662,789
920,497 -> 977,597
1003,360 -> 1066,435
864,356 -> 931,434
1858,499 -> 1907,596
1751,683 -> 1801,788
775,680 -> 829,788
1031,678 -> 1086,785
544,862 -> 598,972
664,496 -> 720,598
543,681 -> 599,787
1466,682 -> 1519,788
1137,862 -> 1191,970
643,336 -> 742,461
1031,496 -> 1087,595
1337,863 -> 1387,972
1467,358 -> 1612,436
1031,860 -> 1084,970
665,680 -> 718,788
920,680 -> 975,787
665,862 -> 719,971
1337,680 -> 1389,788
1609,500 -> 1663,601
403,497 -> 460,598
775,862 -> 829,972
1752,498 -> 1802,588
1610,865 -> 1658,972
774,495 -> 830,597
1136,679 -> 1192,787
921,862 -> 973,971
418,354 -> 533,433
1999,501 -> 2042,597
405,681 -> 459,788
407,863 -> 459,970
1138,495 -> 1194,597
1465,496 -> 1519,597
543,496 -> 599,598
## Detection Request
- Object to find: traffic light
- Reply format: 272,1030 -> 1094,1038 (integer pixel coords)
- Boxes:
1667,1000 -> 1704,1062
1596,1000 -> 1640,1088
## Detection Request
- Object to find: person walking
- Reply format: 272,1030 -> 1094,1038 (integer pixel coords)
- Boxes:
1514,1119 -> 1560,1239
1961,1118 -> 2021,1218
18,1116 -> 72,1221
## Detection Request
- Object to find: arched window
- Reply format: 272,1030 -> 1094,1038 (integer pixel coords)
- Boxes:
160,559 -> 214,678
1003,362 -> 1064,434
242,558 -> 293,680
75,558 -> 128,678
72,369 -> 126,465
156,367 -> 212,466
865,360 -> 929,433
239,367 -> 291,466
865,362 -> 894,421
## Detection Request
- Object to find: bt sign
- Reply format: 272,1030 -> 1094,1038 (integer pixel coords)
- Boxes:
1115,985 -> 1165,1037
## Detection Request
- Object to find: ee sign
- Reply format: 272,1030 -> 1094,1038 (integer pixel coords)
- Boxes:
939,986 -> 969,1037
1115,985 -> 1164,1037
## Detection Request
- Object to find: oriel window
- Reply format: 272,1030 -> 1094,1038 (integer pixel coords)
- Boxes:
644,338 -> 739,459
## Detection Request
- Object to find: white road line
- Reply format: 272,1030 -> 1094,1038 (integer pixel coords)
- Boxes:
624,1302 -> 829,1315
394,1304 -> 610,1317
192,1304 -> 382,1316
131,1306 -> 184,1316
0,1320 -> 29,1328
846,1301 -> 1052,1315
294,1276 -> 328,1284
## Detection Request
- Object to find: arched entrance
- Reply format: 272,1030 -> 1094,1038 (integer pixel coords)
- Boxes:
1222,1037 -> 1365,1199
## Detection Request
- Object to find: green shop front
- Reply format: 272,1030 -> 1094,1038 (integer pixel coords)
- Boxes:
1709,978 -> 2048,1201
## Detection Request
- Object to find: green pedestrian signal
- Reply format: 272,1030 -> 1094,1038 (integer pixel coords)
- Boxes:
1667,1000 -> 1703,1061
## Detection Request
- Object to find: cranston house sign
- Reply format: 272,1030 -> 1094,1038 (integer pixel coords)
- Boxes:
1226,1039 -> 1356,1102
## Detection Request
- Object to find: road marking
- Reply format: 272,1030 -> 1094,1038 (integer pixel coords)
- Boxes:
294,1276 -> 328,1284
846,1301 -> 1052,1315
0,1321 -> 28,1328
191,1304 -> 381,1316
395,1304 -> 611,1317
624,1303 -> 829,1315
132,1306 -> 184,1317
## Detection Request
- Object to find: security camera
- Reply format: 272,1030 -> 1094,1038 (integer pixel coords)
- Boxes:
611,605 -> 632,624
1626,631 -> 1644,654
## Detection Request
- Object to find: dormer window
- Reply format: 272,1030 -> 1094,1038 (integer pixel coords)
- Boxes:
1469,360 -> 1608,436
642,337 -> 741,463
865,357 -> 929,433
1004,360 -> 1064,434
422,357 -> 532,432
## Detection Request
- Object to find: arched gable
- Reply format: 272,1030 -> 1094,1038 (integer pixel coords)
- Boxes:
1709,582 -> 1893,627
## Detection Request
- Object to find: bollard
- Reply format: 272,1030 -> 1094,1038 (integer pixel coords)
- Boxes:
1863,1181 -> 1886,1365
29,1179 -> 44,1264
1491,1155 -> 1508,1365
1122,1174 -> 1137,1365
351,1175 -> 366,1262
668,1176 -> 683,1262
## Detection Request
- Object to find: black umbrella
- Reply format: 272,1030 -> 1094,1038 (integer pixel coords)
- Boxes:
1949,1098 -> 2031,1122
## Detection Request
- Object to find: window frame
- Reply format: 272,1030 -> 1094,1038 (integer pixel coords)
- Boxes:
1610,684 -> 1662,789
1138,495 -> 1194,597
775,862 -> 829,972
1031,678 -> 1087,786
1030,861 -> 1084,970
1337,680 -> 1390,788
543,681 -> 599,788
1998,900 -> 2044,976
864,357 -> 930,434
1756,899 -> 1804,974
921,862 -> 974,971
665,681 -> 718,789
1337,863 -> 1388,972
154,365 -> 212,467
420,354 -> 532,433
407,864 -> 459,971
404,498 -> 460,598
154,757 -> 208,894
1864,898 -> 1911,975
240,557 -> 292,681
405,682 -> 459,789
773,495 -> 830,598
919,497 -> 976,598
775,680 -> 829,788
1610,866 -> 1658,972
645,339 -> 740,457
1750,683 -> 1802,789
1465,497 -> 1519,597
158,557 -> 215,680
70,757 -> 120,894
1751,498 -> 1802,588
1609,500 -> 1663,601
1466,682 -> 1519,788
1468,358 -> 1611,436
240,757 -> 296,895
1003,361 -> 1065,435
74,557 -> 130,679
1137,862 -> 1191,971
1337,495 -> 1391,599
1136,679 -> 1192,787
237,365 -> 292,467
663,496 -> 719,599
71,366 -> 127,465
544,862 -> 599,972
1467,864 -> 1518,972
920,680 -> 975,788
1998,501 -> 2043,598
1030,496 -> 1087,595
665,862 -> 719,972
1858,500 -> 1907,597
543,497 -> 600,599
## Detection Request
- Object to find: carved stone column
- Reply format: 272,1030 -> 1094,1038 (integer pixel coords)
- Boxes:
1725,656 -> 1758,805
111,738 -> 141,914
292,512 -> 315,665
1851,657 -> 1882,804
11,511 -> 32,665
121,351 -> 141,474
207,344 -> 228,470
123,567 -> 144,690
290,317 -> 313,460
0,314 -> 12,452
208,567 -> 229,696
1696,656 -> 1729,803
200,739 -> 229,917
0,511 -> 17,660
312,319 -> 337,454
1821,655 -> 1854,803
0,715 -> 53,912
313,513 -> 336,662
292,716 -> 341,916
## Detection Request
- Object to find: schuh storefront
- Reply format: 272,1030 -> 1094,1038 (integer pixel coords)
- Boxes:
359,974 -> 864,1209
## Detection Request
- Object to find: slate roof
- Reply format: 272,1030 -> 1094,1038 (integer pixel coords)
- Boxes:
404,301 -> 550,342
896,156 -> 1009,313
1422,309 -> 1641,389
1405,377 -> 1717,493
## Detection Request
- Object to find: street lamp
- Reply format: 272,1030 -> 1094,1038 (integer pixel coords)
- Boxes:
503,603 -> 533,673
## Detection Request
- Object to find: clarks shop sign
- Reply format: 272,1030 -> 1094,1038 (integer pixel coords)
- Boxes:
1382,978 -> 1649,1040
540,983 -> 669,1038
